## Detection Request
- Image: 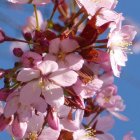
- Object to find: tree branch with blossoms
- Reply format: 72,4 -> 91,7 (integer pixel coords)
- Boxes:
0,0 -> 137,140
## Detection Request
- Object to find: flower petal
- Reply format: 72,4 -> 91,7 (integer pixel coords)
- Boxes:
38,127 -> 60,140
20,80 -> 41,106
12,118 -> 27,139
17,68 -> 40,82
60,38 -> 79,53
49,38 -> 60,54
49,69 -> 78,87
65,54 -> 84,71
4,96 -> 19,118
33,97 -> 47,113
37,60 -> 58,75
43,82 -> 64,109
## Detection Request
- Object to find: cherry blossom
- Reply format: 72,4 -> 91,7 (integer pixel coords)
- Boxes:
17,60 -> 78,109
0,0 -> 138,139
75,0 -> 118,18
108,25 -> 137,77
45,38 -> 84,71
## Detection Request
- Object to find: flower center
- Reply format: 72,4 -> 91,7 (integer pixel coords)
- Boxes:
57,51 -> 66,61
85,129 -> 97,138
28,132 -> 38,140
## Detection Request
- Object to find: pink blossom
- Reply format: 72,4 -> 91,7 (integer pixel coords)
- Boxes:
108,25 -> 137,77
96,85 -> 125,111
76,0 -> 118,18
8,0 -> 50,5
4,92 -> 33,122
21,51 -> 42,67
73,115 -> 115,140
17,60 -> 78,109
45,38 -> 84,71
73,77 -> 103,99
96,8 -> 124,29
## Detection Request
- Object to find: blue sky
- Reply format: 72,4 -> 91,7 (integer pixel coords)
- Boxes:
0,0 -> 140,139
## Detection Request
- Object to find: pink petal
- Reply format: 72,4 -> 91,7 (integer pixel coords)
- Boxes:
43,82 -> 64,109
4,96 -> 19,118
49,69 -> 78,87
37,60 -> 58,75
96,115 -> 115,132
44,54 -> 57,61
49,38 -> 60,54
60,38 -> 79,53
113,49 -> 127,66
109,111 -> 129,121
65,53 -> 84,71
60,119 -> 79,132
17,68 -> 40,82
27,113 -> 44,133
47,111 -> 60,130
110,51 -> 120,77
20,80 -> 41,106
33,97 -> 47,113
97,133 -> 115,140
38,127 -> 60,140
17,105 -> 32,122
12,118 -> 27,139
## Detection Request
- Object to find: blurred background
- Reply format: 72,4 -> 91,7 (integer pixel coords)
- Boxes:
0,0 -> 140,139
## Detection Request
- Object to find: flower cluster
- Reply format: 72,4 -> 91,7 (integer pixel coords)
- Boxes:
0,0 -> 137,140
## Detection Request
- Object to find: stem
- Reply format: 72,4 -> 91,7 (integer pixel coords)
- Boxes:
49,0 -> 57,21
6,37 -> 39,45
87,108 -> 104,127
33,5 -> 40,31
58,5 -> 67,18
96,39 -> 108,43
94,45 -> 107,49
63,14 -> 87,37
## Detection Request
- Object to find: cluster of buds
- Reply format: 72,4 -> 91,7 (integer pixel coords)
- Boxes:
0,0 -> 137,140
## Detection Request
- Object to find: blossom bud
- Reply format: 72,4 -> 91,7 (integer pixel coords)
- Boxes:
12,117 -> 27,139
0,88 -> 10,101
0,115 -> 13,131
47,110 -> 60,130
23,32 -> 32,41
13,48 -> 23,57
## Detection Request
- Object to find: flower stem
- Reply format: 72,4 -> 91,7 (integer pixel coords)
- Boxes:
33,4 -> 40,31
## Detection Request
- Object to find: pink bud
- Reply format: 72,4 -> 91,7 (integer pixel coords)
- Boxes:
0,115 -> 12,131
0,88 -> 11,101
12,117 -> 27,139
23,32 -> 32,41
13,48 -> 23,57
47,111 -> 60,130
